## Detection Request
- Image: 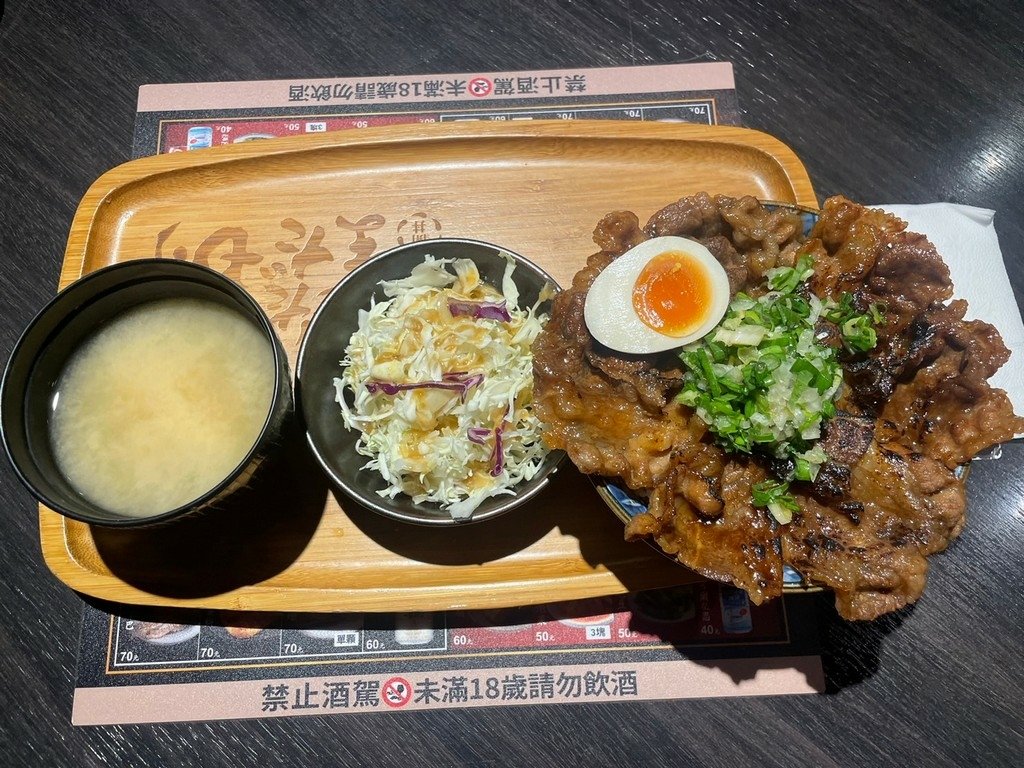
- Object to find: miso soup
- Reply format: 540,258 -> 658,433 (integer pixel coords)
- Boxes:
49,297 -> 276,517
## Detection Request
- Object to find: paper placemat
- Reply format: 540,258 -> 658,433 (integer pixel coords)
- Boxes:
74,583 -> 822,724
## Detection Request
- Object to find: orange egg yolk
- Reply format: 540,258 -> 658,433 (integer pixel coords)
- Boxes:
632,251 -> 713,337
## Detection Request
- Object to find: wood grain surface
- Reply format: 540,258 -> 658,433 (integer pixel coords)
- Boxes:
42,121 -> 812,611
1,1 -> 1022,767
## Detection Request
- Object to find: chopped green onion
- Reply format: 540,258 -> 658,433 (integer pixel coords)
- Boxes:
751,480 -> 800,524
841,315 -> 877,351
765,256 -> 815,294
677,254 -> 881,521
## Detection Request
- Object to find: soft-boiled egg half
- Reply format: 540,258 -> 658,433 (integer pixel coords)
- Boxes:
584,236 -> 731,354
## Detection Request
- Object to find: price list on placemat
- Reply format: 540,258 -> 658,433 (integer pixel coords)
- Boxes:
76,583 -> 821,724
73,62 -> 824,726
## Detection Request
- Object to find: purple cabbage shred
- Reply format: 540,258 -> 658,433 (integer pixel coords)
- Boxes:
466,409 -> 509,477
365,372 -> 484,403
490,425 -> 505,477
447,298 -> 511,322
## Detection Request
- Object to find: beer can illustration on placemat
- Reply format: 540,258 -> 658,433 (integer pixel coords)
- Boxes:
186,126 -> 213,150
719,587 -> 753,634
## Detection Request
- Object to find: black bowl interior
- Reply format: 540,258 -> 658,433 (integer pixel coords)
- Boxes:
1,259 -> 289,527
297,238 -> 562,525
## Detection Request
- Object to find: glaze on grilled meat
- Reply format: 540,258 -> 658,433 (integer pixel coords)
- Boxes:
819,411 -> 875,466
532,194 -> 1024,620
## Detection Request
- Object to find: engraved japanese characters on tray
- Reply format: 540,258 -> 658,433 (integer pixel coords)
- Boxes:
152,212 -> 445,345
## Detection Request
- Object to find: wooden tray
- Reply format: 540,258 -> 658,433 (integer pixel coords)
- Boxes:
41,120 -> 817,612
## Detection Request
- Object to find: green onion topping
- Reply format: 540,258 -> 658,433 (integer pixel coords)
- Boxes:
677,256 -> 881,523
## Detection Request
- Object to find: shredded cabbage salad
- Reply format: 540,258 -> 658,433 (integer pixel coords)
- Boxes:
677,256 -> 881,523
335,254 -> 551,519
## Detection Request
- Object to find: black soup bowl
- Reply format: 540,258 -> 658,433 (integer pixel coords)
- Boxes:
1,259 -> 292,528
296,238 -> 563,526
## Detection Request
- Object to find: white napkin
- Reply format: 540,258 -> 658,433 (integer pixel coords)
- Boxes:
877,203 -> 1024,436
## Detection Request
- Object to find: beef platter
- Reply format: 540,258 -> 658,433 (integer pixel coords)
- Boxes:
532,194 -> 1023,621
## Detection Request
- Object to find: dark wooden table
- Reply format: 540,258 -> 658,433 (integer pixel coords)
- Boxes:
2,1 -> 1022,765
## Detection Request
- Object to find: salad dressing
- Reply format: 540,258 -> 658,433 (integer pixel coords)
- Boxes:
336,255 -> 549,519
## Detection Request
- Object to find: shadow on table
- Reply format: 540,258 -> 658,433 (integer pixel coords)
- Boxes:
86,438 -> 907,696
814,594 -> 913,693
336,485 -> 555,565
629,590 -> 912,692
88,415 -> 326,598
78,598 -> 372,638
340,464 -> 684,589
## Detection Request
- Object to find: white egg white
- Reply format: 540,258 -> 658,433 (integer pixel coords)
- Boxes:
584,236 -> 731,354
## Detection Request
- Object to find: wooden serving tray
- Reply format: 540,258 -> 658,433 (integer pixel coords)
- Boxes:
42,120 -> 817,612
